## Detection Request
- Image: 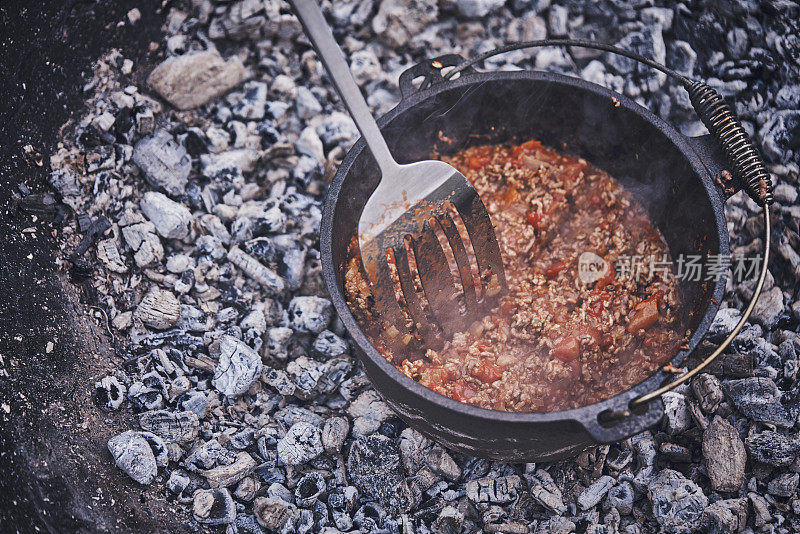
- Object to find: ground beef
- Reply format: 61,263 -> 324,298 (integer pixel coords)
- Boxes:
345,139 -> 686,413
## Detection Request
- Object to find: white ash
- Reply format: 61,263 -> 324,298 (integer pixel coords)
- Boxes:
139,191 -> 192,239
107,430 -> 160,485
148,50 -> 249,111
132,130 -> 191,196
212,334 -> 263,397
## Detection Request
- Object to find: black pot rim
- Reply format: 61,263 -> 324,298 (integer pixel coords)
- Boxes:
321,68 -> 728,425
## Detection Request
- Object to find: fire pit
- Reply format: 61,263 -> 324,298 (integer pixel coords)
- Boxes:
3,1 -> 799,532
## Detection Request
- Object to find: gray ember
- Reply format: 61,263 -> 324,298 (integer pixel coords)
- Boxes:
45,0 -> 800,532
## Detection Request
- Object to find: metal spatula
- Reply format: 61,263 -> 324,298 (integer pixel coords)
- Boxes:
290,0 -> 506,347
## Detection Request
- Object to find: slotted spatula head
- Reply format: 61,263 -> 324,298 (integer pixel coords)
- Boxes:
358,160 -> 507,350
288,0 -> 506,351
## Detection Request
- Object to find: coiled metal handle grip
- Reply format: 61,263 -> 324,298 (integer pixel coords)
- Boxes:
688,81 -> 774,206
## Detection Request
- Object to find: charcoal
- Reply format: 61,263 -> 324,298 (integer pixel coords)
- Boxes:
295,87 -> 322,119
148,51 -> 248,111
759,110 -> 800,164
354,502 -> 385,531
578,475 -> 615,510
750,286 -> 785,329
167,469 -> 191,496
287,296 -> 333,334
73,215 -> 111,257
372,0 -> 438,47
132,130 -> 191,196
702,416 -> 746,492
749,492 -> 771,528
121,218 -> 163,267
431,506 -> 463,534
424,446 -> 461,482
701,498 -> 747,534
746,431 -> 800,466
228,247 -> 286,296
321,416 -> 350,454
200,149 -> 259,178
234,514 -> 266,534
295,472 -> 326,507
604,481 -> 634,516
193,488 -> 236,526
540,517 -> 576,534
254,497 -> 299,532
648,469 -> 708,533
266,482 -> 293,503
212,334 -> 263,397
277,422 -> 323,466
186,439 -> 237,472
94,375 -> 127,411
235,477 -> 260,502
96,238 -> 128,273
723,377 -> 794,427
692,373 -> 723,414
707,308 -> 742,342
138,409 -> 199,443
274,405 -> 324,428
399,427 -> 433,474
135,287 -> 181,330
203,451 -> 256,488
313,330 -> 348,360
347,389 -> 395,437
286,356 -> 327,399
662,392 -> 691,435
660,442 -> 692,463
295,126 -> 324,162
262,367 -> 296,396
85,145 -> 115,173
273,235 -> 307,290
253,462 -> 285,486
348,434 -> 413,513
107,430 -> 159,485
242,237 -> 277,264
528,469 -> 567,514
128,379 -> 165,411
768,472 -> 799,497
317,112 -> 358,147
228,81 -> 268,120
49,169 -> 82,210
466,475 -> 521,504
140,191 -> 192,239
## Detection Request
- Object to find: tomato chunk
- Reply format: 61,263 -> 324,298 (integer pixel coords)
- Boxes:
499,298 -> 517,316
419,367 -> 448,389
552,336 -> 580,362
546,260 -> 569,279
452,381 -> 477,402
469,155 -> 491,170
473,360 -> 503,383
562,161 -> 586,184
629,298 -> 659,333
526,209 -> 547,230
503,186 -> 520,204
520,139 -> 543,152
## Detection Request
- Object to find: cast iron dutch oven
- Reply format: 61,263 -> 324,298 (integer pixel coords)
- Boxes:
321,52 -> 772,462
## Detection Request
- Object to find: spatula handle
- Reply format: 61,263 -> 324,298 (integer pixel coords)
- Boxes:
289,0 -> 398,176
